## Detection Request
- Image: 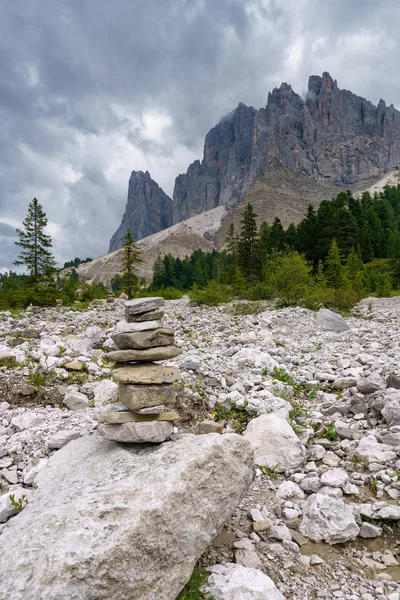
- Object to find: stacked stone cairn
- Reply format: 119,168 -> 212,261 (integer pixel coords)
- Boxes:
105,282 -> 115,304
98,297 -> 182,443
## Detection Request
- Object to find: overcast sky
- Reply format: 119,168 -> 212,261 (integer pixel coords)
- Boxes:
1,0 -> 400,271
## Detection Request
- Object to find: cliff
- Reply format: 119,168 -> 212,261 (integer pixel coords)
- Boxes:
173,72 -> 400,221
109,171 -> 173,252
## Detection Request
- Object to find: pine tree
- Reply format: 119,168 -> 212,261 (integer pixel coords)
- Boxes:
325,239 -> 346,289
225,224 -> 239,259
346,246 -> 365,294
152,254 -> 165,289
238,203 -> 261,280
121,228 -> 142,298
270,217 -> 285,251
14,198 -> 56,278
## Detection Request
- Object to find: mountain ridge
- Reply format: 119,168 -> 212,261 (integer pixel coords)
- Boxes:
109,72 -> 400,251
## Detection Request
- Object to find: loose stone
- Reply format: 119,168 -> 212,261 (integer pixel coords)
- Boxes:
115,319 -> 163,333
125,309 -> 164,323
111,363 -> 181,384
99,410 -> 179,424
118,383 -> 177,410
104,346 -> 182,363
124,297 -> 165,315
112,328 -> 174,350
99,421 -> 173,443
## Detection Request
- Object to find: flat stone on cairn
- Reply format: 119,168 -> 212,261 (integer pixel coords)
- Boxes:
99,297 -> 182,444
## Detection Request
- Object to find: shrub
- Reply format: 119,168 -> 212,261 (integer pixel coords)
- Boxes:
189,281 -> 232,306
267,251 -> 313,306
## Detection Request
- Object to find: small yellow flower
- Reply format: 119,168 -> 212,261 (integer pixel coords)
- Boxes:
211,411 -> 217,417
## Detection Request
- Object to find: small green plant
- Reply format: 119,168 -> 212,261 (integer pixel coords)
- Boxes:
321,424 -> 338,441
212,400 -> 250,434
259,464 -> 279,479
177,568 -> 215,600
350,454 -> 361,464
27,371 -> 47,392
262,366 -> 296,386
316,343 -> 322,350
389,470 -> 400,479
9,493 -> 28,511
88,398 -> 95,408
229,301 -> 266,316
369,478 -> 378,496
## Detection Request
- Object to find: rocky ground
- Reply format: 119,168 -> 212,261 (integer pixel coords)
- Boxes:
0,296 -> 400,600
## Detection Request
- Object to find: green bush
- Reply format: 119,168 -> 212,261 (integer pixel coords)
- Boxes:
189,281 -> 233,306
268,251 -> 313,306
145,287 -> 184,300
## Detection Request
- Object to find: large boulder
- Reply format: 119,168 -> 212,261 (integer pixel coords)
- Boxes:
381,390 -> 400,426
243,411 -> 306,472
354,434 -> 396,464
315,308 -> 349,332
203,563 -> 286,600
300,493 -> 360,544
0,433 -> 254,600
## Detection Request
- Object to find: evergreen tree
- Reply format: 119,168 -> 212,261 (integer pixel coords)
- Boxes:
225,223 -> 239,260
121,228 -> 142,298
238,203 -> 262,280
325,239 -> 346,289
152,254 -> 165,289
270,217 -> 285,251
346,246 -> 365,294
14,198 -> 56,278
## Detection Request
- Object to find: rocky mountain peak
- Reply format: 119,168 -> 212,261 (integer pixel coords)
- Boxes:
109,170 -> 173,252
110,73 -> 400,250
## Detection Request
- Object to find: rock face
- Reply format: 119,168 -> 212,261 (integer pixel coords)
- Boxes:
109,73 -> 400,257
109,170 -> 173,251
0,433 -> 254,600
173,72 -> 400,222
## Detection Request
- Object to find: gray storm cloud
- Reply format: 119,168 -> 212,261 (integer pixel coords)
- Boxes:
0,0 -> 399,269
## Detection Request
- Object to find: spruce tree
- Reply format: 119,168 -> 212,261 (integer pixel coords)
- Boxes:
14,198 -> 56,278
121,228 -> 142,298
152,254 -> 165,289
238,203 -> 261,280
325,239 -> 346,289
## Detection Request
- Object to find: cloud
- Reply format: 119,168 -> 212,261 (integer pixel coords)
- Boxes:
0,0 -> 399,269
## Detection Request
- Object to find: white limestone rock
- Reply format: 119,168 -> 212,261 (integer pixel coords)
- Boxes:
203,563 -> 286,600
64,391 -> 88,410
11,411 -> 44,431
244,412 -> 306,473
0,488 -> 31,523
23,458 -> 48,485
355,434 -> 396,464
92,379 -> 119,405
0,433 -> 254,600
115,319 -> 163,333
99,421 -> 173,443
124,296 -> 165,315
300,493 -> 360,544
47,430 -> 82,450
320,468 -> 349,488
357,373 -> 385,394
277,481 -> 305,500
381,391 -> 400,426
315,308 -> 349,332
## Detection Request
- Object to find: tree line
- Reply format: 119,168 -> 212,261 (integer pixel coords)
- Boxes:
149,185 -> 400,308
0,198 -> 143,309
